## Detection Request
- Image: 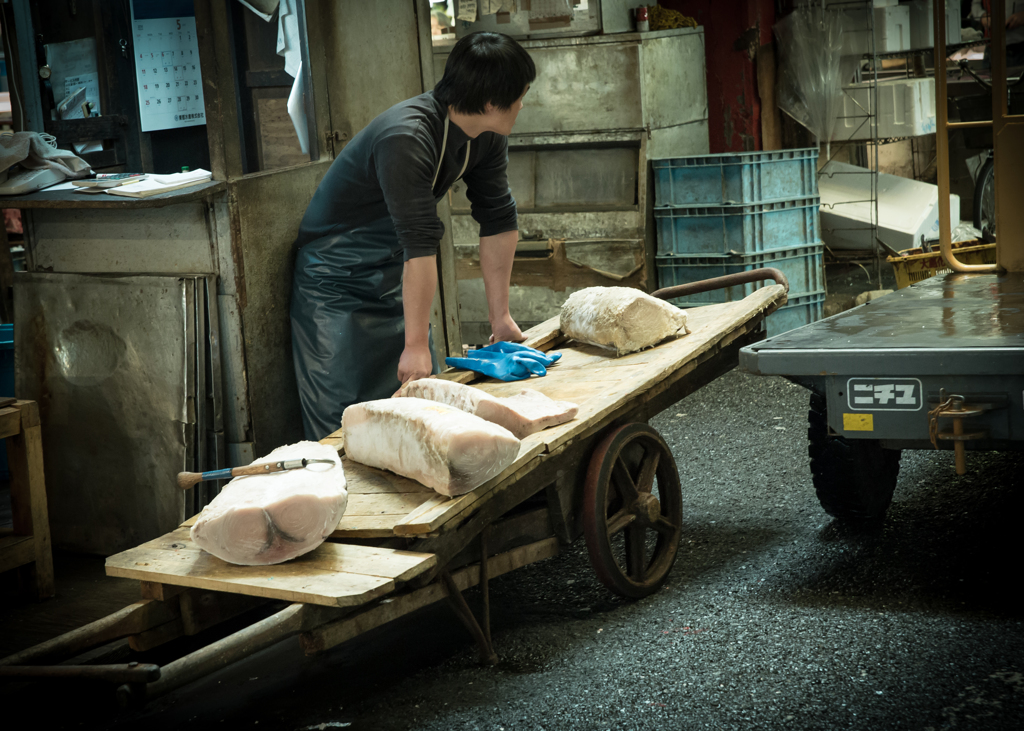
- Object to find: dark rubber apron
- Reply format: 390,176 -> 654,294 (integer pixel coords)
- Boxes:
291,118 -> 470,439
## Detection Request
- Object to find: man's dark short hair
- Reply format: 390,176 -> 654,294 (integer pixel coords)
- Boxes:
434,32 -> 536,115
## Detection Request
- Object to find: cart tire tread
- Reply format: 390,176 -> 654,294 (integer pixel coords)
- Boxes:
808,392 -> 901,524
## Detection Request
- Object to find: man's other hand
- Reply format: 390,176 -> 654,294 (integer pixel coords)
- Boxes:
488,312 -> 524,345
395,344 -> 433,395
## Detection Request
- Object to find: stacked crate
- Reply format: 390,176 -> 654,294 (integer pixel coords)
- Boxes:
652,148 -> 823,337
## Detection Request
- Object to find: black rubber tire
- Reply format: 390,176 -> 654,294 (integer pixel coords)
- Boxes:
807,392 -> 902,524
973,155 -> 996,241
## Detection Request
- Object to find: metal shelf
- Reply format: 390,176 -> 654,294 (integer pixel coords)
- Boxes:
863,38 -> 989,62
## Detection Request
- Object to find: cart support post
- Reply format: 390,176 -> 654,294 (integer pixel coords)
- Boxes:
479,528 -> 491,647
0,599 -> 179,667
118,602 -> 341,707
440,570 -> 498,666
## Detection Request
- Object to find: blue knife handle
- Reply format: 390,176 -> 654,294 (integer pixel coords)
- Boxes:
201,468 -> 236,481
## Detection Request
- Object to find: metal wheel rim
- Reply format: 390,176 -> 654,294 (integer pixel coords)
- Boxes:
582,423 -> 683,599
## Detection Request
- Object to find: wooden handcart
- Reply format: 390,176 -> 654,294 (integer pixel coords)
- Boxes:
0,275 -> 788,707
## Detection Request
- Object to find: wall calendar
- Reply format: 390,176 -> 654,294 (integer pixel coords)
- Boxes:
130,0 -> 205,132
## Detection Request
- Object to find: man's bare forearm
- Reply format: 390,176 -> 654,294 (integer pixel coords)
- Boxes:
402,255 -> 437,347
396,255 -> 438,387
479,230 -> 518,324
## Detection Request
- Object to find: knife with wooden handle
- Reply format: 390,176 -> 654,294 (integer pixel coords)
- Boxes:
176,458 -> 336,490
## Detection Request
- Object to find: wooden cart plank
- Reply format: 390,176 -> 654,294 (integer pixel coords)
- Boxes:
119,528 -> 434,581
483,286 -> 784,450
344,492 -> 437,516
184,288 -> 784,542
300,536 -> 560,655
390,287 -> 786,536
105,527 -> 436,607
342,459 -> 434,495
332,440 -> 544,538
330,516 -> 416,537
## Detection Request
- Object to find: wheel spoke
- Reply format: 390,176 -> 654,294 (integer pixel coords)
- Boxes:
624,525 -> 647,581
612,459 -> 640,503
652,515 -> 677,536
606,509 -> 635,537
635,448 -> 660,494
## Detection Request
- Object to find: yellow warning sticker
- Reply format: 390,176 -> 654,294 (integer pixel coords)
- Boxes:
843,413 -> 874,431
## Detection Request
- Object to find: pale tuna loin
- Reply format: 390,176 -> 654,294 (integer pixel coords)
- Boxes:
342,397 -> 520,497
559,286 -> 689,356
397,379 -> 579,439
190,441 -> 347,566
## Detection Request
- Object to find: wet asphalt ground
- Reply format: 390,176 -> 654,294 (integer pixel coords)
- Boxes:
17,370 -> 1024,731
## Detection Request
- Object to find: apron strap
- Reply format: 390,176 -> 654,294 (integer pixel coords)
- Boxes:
457,140 -> 471,180
431,117 -> 450,189
432,116 -> 472,190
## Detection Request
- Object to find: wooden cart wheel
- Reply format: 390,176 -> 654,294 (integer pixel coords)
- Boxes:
582,423 -> 683,599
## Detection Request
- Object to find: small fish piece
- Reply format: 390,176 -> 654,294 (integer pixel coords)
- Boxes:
342,397 -> 521,497
190,441 -> 347,566
397,379 -> 578,439
560,286 -> 689,356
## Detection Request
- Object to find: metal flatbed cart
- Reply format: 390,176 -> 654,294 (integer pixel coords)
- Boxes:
0,273 -> 789,707
738,3 -> 1024,522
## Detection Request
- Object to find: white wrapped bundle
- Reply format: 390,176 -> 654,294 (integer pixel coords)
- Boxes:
190,441 -> 347,565
342,398 -> 520,496
560,286 -> 689,356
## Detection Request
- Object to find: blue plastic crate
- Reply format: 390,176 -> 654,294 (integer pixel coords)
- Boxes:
766,291 -> 825,337
653,148 -> 818,207
654,197 -> 820,256
655,243 -> 825,306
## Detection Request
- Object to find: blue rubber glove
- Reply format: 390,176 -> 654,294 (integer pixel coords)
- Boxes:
477,341 -> 562,366
445,343 -> 560,382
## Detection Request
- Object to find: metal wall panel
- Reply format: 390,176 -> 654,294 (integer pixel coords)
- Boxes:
26,205 -> 214,274
13,274 -> 194,554
513,43 -> 643,134
646,119 -> 711,160
534,149 -> 637,207
451,210 -> 642,244
323,0 -> 427,143
640,30 -> 708,131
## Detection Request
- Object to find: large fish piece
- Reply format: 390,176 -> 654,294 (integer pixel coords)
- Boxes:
342,398 -> 520,497
398,379 -> 578,439
560,286 -> 689,356
190,441 -> 347,566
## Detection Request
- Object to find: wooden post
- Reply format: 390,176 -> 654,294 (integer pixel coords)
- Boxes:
2,400 -> 54,600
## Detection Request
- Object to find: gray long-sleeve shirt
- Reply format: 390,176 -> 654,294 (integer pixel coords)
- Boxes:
295,91 -> 518,260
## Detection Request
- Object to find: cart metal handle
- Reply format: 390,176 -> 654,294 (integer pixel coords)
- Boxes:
651,267 -> 790,302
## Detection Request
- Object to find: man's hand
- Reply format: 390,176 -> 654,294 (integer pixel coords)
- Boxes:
479,230 -> 521,345
395,344 -> 433,395
488,312 -> 524,344
1009,11 -> 1024,29
396,256 -> 438,395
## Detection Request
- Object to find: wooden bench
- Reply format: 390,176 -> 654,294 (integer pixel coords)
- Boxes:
0,398 -> 54,599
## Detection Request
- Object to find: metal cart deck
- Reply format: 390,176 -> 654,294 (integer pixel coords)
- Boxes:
739,272 -> 1023,521
1,284 -> 787,706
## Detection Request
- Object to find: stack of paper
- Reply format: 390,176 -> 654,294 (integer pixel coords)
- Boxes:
108,169 -> 212,199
